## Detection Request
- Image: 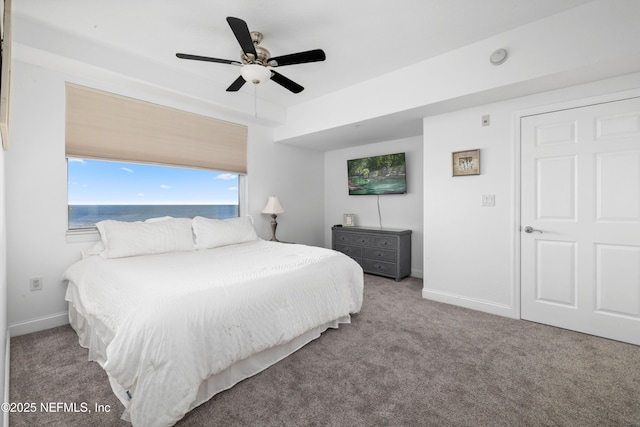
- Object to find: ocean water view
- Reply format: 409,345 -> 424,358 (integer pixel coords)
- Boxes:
69,204 -> 239,229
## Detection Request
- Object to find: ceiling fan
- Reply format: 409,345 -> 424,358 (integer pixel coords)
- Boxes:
176,17 -> 326,94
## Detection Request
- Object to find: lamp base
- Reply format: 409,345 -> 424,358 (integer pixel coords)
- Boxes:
269,214 -> 280,242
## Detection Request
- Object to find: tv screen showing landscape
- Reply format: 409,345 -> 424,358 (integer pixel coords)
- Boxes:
347,152 -> 407,195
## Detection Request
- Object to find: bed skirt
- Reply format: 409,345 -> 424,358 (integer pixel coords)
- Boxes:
66,281 -> 350,423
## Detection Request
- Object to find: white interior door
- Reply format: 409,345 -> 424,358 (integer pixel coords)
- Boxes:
521,97 -> 640,345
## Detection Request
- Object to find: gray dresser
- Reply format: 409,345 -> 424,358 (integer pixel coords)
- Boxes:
332,226 -> 411,281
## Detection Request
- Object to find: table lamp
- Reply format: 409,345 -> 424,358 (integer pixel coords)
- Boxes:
261,196 -> 285,241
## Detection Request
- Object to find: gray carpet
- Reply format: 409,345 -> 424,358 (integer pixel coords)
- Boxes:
10,275 -> 640,426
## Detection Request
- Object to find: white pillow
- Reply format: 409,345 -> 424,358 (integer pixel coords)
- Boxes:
81,240 -> 105,259
96,217 -> 195,258
192,216 -> 259,249
82,216 -> 178,258
144,216 -> 175,223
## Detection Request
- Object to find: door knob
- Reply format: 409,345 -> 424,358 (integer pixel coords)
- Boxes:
523,226 -> 543,234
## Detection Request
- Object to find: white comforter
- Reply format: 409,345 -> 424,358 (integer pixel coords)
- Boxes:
63,240 -> 363,427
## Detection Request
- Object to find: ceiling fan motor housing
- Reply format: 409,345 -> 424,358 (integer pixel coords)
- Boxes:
241,32 -> 271,65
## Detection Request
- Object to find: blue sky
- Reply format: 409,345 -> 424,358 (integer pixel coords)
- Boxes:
68,159 -> 239,205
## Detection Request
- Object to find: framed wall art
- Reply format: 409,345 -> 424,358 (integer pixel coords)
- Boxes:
452,149 -> 480,176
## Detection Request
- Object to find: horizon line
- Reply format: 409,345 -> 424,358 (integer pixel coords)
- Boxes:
68,203 -> 239,206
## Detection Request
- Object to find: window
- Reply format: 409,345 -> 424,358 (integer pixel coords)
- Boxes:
68,158 -> 240,230
65,84 -> 248,231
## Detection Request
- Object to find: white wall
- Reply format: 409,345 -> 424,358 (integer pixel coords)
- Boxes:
423,105 -> 513,316
423,72 -> 640,318
5,54 -> 325,336
0,131 -> 7,423
248,124 -> 325,245
324,136 -> 423,277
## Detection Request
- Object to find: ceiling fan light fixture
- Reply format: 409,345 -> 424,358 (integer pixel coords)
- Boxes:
240,64 -> 271,85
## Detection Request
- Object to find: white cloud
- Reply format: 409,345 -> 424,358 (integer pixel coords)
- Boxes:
137,193 -> 144,197
160,184 -> 171,189
68,158 -> 85,164
228,186 -> 238,191
121,167 -> 134,173
215,173 -> 237,180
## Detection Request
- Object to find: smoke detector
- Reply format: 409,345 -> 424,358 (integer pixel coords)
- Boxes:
490,49 -> 508,66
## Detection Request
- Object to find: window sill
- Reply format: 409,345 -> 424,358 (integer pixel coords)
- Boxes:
66,228 -> 100,244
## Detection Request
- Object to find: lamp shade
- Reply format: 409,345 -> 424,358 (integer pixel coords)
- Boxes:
262,196 -> 284,215
240,64 -> 272,85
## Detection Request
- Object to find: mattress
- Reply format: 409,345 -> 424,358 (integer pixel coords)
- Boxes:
63,240 -> 364,427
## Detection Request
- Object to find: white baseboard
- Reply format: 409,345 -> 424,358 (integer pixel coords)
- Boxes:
422,288 -> 515,318
9,312 -> 69,337
410,268 -> 424,279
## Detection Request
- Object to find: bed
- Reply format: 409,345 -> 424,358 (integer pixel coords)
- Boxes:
63,216 -> 364,427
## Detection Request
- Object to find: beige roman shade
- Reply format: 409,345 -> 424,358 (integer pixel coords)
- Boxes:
65,83 -> 247,174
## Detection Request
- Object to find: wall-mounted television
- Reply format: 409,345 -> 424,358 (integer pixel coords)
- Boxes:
347,152 -> 407,195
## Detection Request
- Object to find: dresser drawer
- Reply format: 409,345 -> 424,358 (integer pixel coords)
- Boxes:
363,247 -> 397,263
334,244 -> 362,258
373,236 -> 397,249
363,259 -> 397,276
333,232 -> 354,245
352,234 -> 374,246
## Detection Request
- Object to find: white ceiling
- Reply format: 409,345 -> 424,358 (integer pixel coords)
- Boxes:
15,0 -> 594,111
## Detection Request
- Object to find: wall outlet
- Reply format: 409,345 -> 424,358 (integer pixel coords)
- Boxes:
29,277 -> 43,291
482,194 -> 496,206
